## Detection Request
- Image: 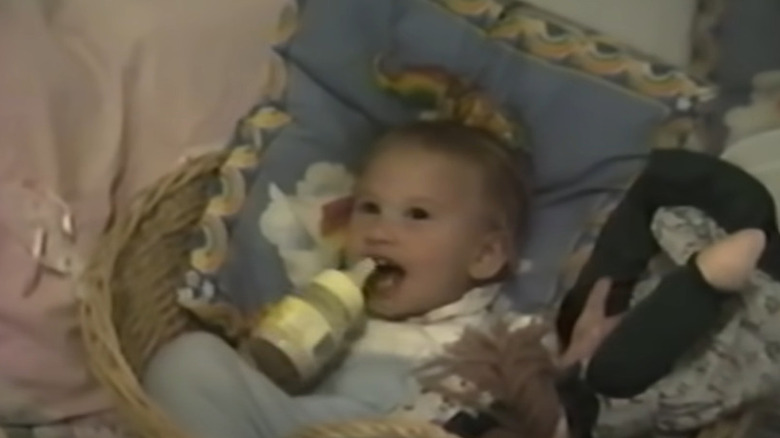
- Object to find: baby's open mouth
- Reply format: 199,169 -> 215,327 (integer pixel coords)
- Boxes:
365,257 -> 405,295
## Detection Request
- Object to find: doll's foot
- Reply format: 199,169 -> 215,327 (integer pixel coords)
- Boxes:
695,229 -> 766,292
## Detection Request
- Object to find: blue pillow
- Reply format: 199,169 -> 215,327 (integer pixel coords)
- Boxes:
183,0 -> 710,313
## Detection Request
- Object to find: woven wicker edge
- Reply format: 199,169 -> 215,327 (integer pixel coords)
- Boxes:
79,152 -> 230,438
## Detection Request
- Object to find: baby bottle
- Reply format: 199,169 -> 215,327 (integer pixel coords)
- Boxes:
243,258 -> 376,393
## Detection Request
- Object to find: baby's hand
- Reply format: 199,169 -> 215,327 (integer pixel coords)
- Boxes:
695,229 -> 766,292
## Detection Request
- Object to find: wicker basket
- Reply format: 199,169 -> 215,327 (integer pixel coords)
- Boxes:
78,151 -> 754,438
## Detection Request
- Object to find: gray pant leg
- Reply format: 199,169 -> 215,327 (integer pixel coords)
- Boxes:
144,332 -> 379,438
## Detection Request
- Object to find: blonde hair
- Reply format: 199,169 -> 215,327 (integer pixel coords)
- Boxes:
365,120 -> 533,277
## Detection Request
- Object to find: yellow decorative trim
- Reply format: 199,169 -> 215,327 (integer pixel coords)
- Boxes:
439,0 -> 502,19
570,39 -> 629,76
625,65 -> 704,99
225,144 -> 261,169
436,0 -> 712,104
191,101 -> 291,279
274,1 -> 300,46
191,215 -> 230,275
186,48 -> 297,298
260,52 -> 290,102
245,106 -> 294,130
206,167 -> 247,218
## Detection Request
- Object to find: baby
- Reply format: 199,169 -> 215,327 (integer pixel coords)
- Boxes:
143,120 -> 534,438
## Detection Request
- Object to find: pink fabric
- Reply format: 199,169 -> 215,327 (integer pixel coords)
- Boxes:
0,0 -> 285,425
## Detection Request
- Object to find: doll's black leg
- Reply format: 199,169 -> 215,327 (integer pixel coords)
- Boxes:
584,258 -> 730,398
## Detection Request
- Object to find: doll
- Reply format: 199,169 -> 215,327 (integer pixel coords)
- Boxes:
424,149 -> 780,438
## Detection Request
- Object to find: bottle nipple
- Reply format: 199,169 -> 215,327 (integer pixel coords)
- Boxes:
345,258 -> 377,289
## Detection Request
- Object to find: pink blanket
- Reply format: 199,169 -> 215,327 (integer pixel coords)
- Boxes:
0,0 -> 284,428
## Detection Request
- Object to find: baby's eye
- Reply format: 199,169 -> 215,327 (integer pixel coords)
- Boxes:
355,200 -> 380,215
406,207 -> 431,220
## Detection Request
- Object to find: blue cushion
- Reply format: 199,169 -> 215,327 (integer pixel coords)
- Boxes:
184,0 -> 710,312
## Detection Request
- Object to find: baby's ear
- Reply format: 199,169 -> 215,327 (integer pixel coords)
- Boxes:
469,232 -> 509,281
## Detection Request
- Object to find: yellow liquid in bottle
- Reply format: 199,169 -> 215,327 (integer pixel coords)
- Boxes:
246,260 -> 374,392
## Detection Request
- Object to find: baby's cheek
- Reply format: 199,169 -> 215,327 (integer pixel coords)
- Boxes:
342,229 -> 362,259
342,243 -> 358,264
424,232 -> 467,261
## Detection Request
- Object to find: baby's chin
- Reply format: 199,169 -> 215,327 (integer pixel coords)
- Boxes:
366,298 -> 425,321
366,300 -> 407,320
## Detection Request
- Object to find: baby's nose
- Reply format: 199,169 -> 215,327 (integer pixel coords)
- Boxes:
364,220 -> 397,245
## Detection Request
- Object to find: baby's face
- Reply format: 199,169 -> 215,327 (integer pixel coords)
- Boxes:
345,145 -> 506,319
